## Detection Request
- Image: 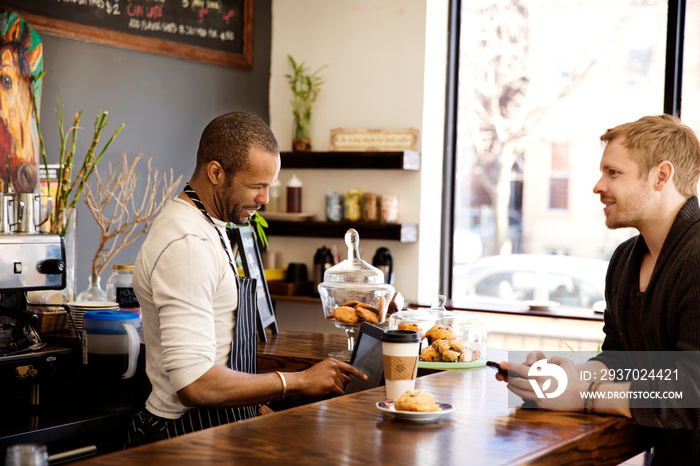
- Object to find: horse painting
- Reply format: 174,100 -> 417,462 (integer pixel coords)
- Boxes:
0,12 -> 43,193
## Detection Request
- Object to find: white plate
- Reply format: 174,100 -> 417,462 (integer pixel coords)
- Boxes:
258,212 -> 316,222
376,401 -> 455,423
524,300 -> 559,311
67,301 -> 119,309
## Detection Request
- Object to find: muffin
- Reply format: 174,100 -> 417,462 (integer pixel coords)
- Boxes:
425,324 -> 456,345
420,345 -> 442,362
398,322 -> 425,340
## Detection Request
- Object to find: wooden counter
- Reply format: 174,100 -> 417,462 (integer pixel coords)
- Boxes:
257,330 -> 347,372
74,332 -> 650,466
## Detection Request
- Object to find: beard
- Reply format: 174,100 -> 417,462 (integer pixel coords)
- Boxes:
220,183 -> 261,224
602,188 -> 653,230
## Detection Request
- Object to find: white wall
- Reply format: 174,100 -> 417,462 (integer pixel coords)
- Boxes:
267,0 -> 444,305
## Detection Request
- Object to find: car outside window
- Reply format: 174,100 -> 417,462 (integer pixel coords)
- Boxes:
547,273 -> 603,309
475,271 -> 536,301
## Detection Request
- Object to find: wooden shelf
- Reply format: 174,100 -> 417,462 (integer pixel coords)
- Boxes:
280,151 -> 420,170
265,220 -> 418,242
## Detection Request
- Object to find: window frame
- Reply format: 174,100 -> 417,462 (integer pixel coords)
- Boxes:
440,0 -> 688,298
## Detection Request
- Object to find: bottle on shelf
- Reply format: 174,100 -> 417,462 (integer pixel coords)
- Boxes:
287,174 -> 302,213
267,180 -> 281,212
372,247 -> 394,285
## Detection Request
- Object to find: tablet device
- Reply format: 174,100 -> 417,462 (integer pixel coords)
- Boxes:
343,322 -> 386,394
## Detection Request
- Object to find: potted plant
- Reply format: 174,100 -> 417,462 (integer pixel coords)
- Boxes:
285,54 -> 326,151
33,91 -> 124,302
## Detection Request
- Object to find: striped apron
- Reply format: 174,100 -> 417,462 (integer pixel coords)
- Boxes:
125,276 -> 259,447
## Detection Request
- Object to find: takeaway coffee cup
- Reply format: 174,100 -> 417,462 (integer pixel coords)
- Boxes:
381,330 -> 421,400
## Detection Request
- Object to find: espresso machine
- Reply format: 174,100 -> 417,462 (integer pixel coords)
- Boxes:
0,192 -> 71,406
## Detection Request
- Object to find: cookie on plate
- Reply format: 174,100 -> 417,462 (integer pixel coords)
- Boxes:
394,390 -> 440,412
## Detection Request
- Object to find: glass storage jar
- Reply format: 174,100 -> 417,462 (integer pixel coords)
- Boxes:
389,295 -> 487,363
317,228 -> 395,359
106,264 -> 141,316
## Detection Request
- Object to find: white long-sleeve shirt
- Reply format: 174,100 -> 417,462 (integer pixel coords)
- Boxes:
133,197 -> 238,419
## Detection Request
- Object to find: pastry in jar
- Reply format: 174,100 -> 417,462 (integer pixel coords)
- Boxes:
442,349 -> 461,362
425,324 -> 457,345
355,306 -> 379,323
461,345 -> 481,362
420,346 -> 442,362
333,305 -> 360,323
431,339 -> 452,354
356,303 -> 379,316
398,323 -> 425,340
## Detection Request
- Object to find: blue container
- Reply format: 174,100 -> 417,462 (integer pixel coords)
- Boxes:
83,310 -> 140,379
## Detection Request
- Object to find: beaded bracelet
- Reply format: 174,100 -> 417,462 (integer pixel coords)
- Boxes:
275,371 -> 287,400
583,381 -> 600,414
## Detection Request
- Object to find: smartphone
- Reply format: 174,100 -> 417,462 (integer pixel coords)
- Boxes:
486,360 -> 527,379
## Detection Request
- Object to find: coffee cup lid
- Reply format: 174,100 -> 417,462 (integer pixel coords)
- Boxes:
381,329 -> 420,343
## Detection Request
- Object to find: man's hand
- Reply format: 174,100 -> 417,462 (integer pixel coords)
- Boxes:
291,358 -> 367,397
505,355 -> 588,412
494,351 -> 547,382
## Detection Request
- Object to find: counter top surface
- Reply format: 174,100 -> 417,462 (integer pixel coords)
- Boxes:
72,332 -> 649,466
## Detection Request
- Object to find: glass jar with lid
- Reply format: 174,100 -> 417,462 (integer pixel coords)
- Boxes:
106,264 -> 140,315
317,228 -> 395,359
389,295 -> 487,364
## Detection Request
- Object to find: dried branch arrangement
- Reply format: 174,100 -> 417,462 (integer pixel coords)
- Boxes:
83,152 -> 182,280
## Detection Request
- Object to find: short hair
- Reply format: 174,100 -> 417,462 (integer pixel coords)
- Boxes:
195,112 -> 279,176
600,114 -> 700,198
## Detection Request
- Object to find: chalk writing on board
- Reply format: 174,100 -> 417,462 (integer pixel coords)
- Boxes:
0,0 -> 253,68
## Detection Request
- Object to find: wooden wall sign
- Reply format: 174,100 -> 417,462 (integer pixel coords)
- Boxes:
329,128 -> 419,152
0,0 -> 254,69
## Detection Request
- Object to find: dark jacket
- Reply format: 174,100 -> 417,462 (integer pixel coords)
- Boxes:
595,196 -> 700,465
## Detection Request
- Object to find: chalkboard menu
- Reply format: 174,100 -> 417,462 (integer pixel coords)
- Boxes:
0,0 -> 253,68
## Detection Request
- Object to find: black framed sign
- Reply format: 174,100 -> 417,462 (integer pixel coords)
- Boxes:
0,0 -> 254,69
229,223 -> 278,342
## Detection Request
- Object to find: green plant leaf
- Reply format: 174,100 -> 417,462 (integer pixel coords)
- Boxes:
251,211 -> 268,249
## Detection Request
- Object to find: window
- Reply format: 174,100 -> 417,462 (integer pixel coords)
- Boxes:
549,143 -> 569,210
680,0 -> 700,131
447,0 -> 685,307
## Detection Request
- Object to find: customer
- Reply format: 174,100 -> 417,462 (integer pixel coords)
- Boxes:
126,112 -> 366,447
496,114 -> 700,465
